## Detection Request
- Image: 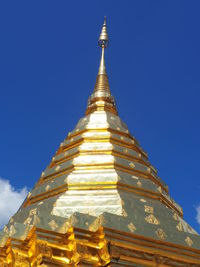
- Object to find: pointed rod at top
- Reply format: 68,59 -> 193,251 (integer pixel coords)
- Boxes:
86,17 -> 117,115
98,17 -> 109,75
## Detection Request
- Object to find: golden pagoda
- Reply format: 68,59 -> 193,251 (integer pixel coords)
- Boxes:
1,18 -> 200,267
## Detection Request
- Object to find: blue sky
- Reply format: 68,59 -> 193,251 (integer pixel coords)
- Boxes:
0,1 -> 200,230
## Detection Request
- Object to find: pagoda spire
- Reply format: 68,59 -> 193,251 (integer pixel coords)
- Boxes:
97,17 -> 108,75
86,17 -> 117,115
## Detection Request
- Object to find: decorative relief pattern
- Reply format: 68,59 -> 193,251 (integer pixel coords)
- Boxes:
156,228 -> 167,240
173,213 -> 179,221
55,165 -> 61,171
122,209 -> 128,217
128,223 -> 136,233
185,236 -> 193,247
176,222 -> 183,232
144,205 -> 154,214
145,214 -> 160,225
29,208 -> 37,216
45,185 -> 50,191
129,162 -> 135,168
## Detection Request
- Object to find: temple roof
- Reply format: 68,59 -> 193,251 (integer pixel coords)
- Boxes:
1,18 -> 200,255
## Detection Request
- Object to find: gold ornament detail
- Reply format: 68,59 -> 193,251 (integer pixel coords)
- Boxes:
156,228 -> 167,240
55,165 -> 61,171
137,181 -> 142,187
140,198 -> 146,203
45,184 -> 50,191
29,208 -> 37,216
185,236 -> 193,247
145,214 -> 160,225
144,205 -> 154,214
129,162 -> 135,168
128,222 -> 136,233
173,213 -> 179,221
176,222 -> 183,232
122,209 -> 128,217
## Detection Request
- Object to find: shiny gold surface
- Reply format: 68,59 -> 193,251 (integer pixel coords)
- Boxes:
0,18 -> 200,266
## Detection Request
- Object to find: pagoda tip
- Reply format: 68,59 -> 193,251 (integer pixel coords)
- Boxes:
98,17 -> 109,48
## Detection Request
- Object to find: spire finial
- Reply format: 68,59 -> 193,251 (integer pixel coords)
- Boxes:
86,17 -> 117,115
98,16 -> 109,48
98,17 -> 108,75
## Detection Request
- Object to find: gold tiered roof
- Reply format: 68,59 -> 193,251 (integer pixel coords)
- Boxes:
1,18 -> 200,267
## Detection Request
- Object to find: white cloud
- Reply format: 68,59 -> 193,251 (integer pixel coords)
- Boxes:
0,178 -> 28,229
196,206 -> 200,225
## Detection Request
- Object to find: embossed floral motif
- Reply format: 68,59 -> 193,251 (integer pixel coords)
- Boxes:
144,205 -> 154,214
145,214 -> 160,225
122,209 -> 128,217
128,222 -> 136,233
29,208 -> 37,216
45,185 -> 50,191
137,181 -> 142,187
173,213 -> 179,221
156,228 -> 167,240
55,165 -> 61,171
185,236 -> 193,247
129,162 -> 135,168
176,222 -> 183,232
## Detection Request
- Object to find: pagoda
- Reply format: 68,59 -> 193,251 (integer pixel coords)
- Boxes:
0,18 -> 200,267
